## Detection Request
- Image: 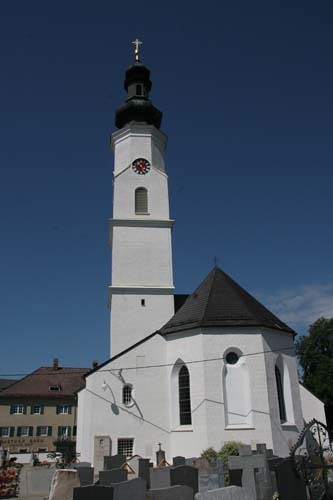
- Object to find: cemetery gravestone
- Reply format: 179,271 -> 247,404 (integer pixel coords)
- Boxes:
254,444 -> 275,500
148,484 -> 194,500
195,485 -> 249,500
74,477 -> 146,500
173,456 -> 186,467
94,435 -> 111,474
170,465 -> 199,495
138,458 -> 151,488
104,453 -> 126,471
99,468 -> 128,485
74,466 -> 94,486
156,444 -> 166,466
150,467 -> 171,489
48,469 -> 80,500
271,457 -> 307,500
228,445 -> 265,500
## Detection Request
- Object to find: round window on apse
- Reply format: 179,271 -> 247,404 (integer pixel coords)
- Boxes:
226,352 -> 239,365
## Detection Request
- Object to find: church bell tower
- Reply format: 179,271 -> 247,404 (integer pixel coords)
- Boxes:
109,42 -> 175,356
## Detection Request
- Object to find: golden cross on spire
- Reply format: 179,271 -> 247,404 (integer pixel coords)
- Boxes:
132,38 -> 142,61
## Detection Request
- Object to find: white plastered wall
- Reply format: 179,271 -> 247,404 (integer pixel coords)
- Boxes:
299,384 -> 326,425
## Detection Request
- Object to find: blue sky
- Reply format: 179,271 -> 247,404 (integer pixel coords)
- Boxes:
0,0 -> 332,375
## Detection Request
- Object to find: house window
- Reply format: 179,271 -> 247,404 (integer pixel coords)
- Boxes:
1,427 -> 9,437
275,366 -> 287,423
12,404 -> 25,415
135,187 -> 148,214
32,405 -> 42,414
58,426 -> 71,438
141,299 -> 145,306
39,426 -> 48,436
122,385 -> 133,407
117,438 -> 134,458
20,426 -> 29,437
56,404 -> 71,414
19,448 -> 29,453
38,448 -> 48,452
49,385 -> 61,392
179,365 -> 192,425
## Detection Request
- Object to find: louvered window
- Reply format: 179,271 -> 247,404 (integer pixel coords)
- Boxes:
179,365 -> 192,425
135,188 -> 148,214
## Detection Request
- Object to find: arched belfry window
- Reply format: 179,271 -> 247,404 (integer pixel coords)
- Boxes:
136,84 -> 142,96
275,365 -> 287,423
135,187 -> 148,214
178,365 -> 192,425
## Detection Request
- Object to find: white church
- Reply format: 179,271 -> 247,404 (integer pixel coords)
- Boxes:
76,47 -> 325,466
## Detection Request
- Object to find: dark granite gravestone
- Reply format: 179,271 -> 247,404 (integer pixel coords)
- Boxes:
150,467 -> 171,489
73,485 -> 112,500
74,466 -> 94,486
170,465 -> 199,495
99,468 -> 128,485
138,458 -> 151,488
74,477 -> 146,500
173,456 -> 186,467
147,484 -> 194,500
156,444 -> 166,466
271,457 -> 307,500
104,453 -> 126,471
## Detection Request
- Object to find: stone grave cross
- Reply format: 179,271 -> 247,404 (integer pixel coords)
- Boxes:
228,445 -> 265,500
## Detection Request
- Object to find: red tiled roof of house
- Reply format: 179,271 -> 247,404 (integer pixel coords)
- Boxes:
0,366 -> 89,398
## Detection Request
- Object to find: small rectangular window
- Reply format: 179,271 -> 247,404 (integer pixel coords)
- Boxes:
58,405 -> 70,414
117,438 -> 134,458
49,385 -> 61,392
1,427 -> 9,437
141,299 -> 145,306
33,405 -> 41,414
12,404 -> 25,415
20,426 -> 29,437
38,448 -> 48,452
39,426 -> 48,436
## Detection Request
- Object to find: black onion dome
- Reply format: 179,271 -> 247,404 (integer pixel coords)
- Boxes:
115,61 -> 162,130
124,62 -> 152,92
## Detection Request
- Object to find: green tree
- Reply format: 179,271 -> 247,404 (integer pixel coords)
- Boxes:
296,317 -> 333,404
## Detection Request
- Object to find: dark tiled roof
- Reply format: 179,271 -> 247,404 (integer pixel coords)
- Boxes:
0,367 -> 89,399
0,379 -> 17,391
160,267 -> 295,335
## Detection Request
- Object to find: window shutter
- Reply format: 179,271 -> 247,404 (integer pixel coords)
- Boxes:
29,426 -> 33,437
56,405 -> 60,415
57,426 -> 61,437
23,405 -> 27,415
0,428 -> 2,437
48,426 -> 52,437
67,427 -> 71,437
10,405 -> 14,415
30,405 -> 34,415
17,427 -> 22,437
10,427 -> 15,437
73,426 -> 77,437
40,404 -> 44,415
68,405 -> 72,415
135,188 -> 148,214
36,427 -> 41,437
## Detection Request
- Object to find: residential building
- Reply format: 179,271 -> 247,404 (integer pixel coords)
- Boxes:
0,359 -> 90,454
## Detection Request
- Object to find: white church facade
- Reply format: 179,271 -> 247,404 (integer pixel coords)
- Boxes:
76,49 -> 325,466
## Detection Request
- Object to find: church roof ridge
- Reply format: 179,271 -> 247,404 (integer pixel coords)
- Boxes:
159,266 -> 295,336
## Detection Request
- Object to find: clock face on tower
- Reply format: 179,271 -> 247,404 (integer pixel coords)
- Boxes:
132,158 -> 151,175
